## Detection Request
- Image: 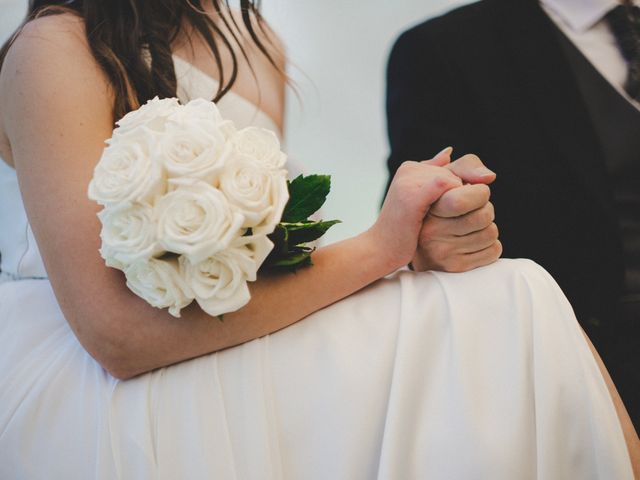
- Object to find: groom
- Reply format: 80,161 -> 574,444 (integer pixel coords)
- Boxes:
386,0 -> 639,426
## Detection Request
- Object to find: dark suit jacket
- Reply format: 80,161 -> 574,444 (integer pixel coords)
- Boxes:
386,0 -> 624,338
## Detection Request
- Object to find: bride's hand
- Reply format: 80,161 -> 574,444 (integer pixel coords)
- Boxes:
368,150 -> 463,271
411,154 -> 502,272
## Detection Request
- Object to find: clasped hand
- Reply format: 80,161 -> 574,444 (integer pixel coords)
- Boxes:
413,149 -> 502,272
374,148 -> 502,273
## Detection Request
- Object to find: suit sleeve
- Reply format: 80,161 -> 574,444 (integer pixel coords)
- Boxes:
385,27 -> 471,190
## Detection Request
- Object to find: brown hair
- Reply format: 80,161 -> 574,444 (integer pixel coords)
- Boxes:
0,0 -> 282,120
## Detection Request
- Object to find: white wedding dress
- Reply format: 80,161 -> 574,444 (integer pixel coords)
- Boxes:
0,57 -> 634,480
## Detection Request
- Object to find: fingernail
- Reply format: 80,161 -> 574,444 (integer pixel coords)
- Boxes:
435,146 -> 453,158
474,166 -> 495,177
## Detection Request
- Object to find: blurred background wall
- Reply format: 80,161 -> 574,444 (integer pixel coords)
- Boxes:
261,0 -> 472,243
0,0 -> 472,243
0,0 -> 26,44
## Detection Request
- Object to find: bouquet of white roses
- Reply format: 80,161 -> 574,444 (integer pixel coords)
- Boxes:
89,97 -> 338,318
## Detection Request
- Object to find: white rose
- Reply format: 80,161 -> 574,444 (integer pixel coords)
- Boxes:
168,100 -> 238,139
88,128 -> 165,206
157,121 -> 231,184
168,98 -> 224,126
218,120 -> 238,140
232,127 -> 287,170
98,203 -> 162,269
232,234 -> 275,277
220,157 -> 289,234
155,179 -> 245,263
113,97 -> 180,136
180,236 -> 273,316
125,257 -> 194,318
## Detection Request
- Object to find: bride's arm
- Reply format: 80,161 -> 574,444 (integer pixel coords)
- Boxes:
0,17 -> 462,380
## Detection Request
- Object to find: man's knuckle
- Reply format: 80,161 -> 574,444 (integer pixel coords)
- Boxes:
486,202 -> 495,221
465,210 -> 487,231
461,153 -> 482,166
446,194 -> 466,214
478,228 -> 494,244
397,161 -> 417,177
487,222 -> 499,240
399,160 -> 416,170
478,184 -> 491,203
432,171 -> 456,190
493,240 -> 503,257
480,205 -> 494,225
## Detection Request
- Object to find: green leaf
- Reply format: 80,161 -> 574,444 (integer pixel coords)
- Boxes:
285,220 -> 341,246
268,224 -> 289,254
261,174 -> 340,273
262,246 -> 315,271
282,175 -> 331,223
271,250 -> 313,271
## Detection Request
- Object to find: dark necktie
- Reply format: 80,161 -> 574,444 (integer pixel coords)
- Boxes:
606,2 -> 640,100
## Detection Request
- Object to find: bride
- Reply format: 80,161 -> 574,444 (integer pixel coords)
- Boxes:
0,1 -> 637,478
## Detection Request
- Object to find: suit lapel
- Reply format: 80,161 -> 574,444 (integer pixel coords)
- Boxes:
490,0 -> 612,213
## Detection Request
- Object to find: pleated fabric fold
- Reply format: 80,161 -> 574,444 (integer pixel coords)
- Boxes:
0,260 -> 633,479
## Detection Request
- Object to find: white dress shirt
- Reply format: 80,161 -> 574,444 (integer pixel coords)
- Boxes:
541,0 -> 640,109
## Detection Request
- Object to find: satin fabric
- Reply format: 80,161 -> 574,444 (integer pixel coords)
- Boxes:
0,262 -> 633,479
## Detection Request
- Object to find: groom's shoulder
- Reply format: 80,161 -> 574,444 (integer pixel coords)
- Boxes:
395,0 -> 501,49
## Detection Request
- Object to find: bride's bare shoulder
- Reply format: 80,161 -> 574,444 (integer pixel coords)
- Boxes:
2,12 -> 87,64
0,12 -> 107,88
0,12 -> 112,161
